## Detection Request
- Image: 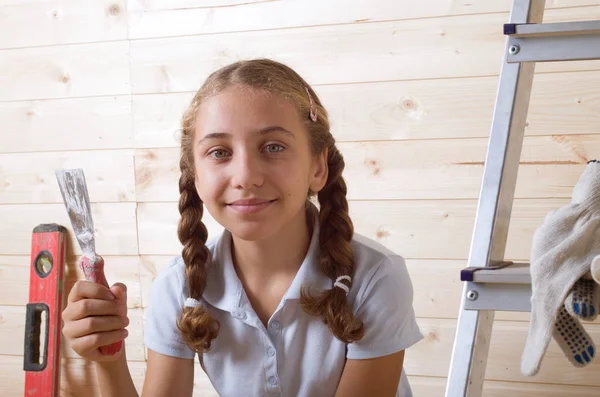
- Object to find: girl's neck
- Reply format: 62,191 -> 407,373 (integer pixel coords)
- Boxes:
230,204 -> 313,283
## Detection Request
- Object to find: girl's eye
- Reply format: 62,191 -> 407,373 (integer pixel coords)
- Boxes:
209,149 -> 230,159
265,144 -> 284,153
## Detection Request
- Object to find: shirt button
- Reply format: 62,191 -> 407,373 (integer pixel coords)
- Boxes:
270,321 -> 280,330
234,311 -> 246,320
268,376 -> 278,385
267,347 -> 276,356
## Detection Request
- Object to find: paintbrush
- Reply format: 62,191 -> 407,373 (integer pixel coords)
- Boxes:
55,168 -> 123,356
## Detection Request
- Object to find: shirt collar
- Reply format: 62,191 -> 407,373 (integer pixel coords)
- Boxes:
202,202 -> 331,312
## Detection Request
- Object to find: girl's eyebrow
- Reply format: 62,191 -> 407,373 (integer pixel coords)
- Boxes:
197,126 -> 295,145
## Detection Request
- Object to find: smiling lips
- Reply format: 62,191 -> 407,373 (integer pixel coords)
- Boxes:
227,198 -> 276,214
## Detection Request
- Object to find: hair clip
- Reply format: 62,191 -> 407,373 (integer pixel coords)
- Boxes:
184,297 -> 202,308
333,275 -> 351,295
305,87 -> 318,122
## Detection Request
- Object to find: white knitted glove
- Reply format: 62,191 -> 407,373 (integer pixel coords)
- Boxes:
521,160 -> 600,376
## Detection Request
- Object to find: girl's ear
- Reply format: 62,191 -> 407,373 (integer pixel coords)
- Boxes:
310,147 -> 329,194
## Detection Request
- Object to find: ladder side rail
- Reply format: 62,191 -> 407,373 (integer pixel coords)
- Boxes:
444,0 -> 545,396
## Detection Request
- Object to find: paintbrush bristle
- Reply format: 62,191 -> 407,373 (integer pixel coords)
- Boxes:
55,168 -> 96,255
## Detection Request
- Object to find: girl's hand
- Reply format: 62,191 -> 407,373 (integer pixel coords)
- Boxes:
61,281 -> 129,362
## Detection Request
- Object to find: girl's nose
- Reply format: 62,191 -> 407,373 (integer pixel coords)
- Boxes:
230,152 -> 264,189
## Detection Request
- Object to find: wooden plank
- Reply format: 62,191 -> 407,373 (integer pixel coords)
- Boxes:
132,70 -> 600,148
140,255 -> 518,320
133,92 -> 190,149
0,355 -> 217,396
0,306 -> 145,361
0,0 -> 127,49
140,255 -> 531,322
0,356 -> 145,396
406,258 -> 530,322
0,95 -> 133,153
0,203 -> 138,256
135,198 -> 569,260
408,375 -> 600,397
410,318 -> 600,386
127,0 -> 600,40
0,149 -> 135,204
137,202 -> 224,256
0,255 -> 143,308
134,135 -> 597,202
129,7 -> 600,94
0,41 -> 130,102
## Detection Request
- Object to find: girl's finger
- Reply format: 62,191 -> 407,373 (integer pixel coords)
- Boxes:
71,328 -> 129,357
68,280 -> 115,303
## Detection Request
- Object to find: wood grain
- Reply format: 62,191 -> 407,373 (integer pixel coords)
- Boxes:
0,149 -> 135,204
129,7 -> 600,95
0,355 -> 218,396
133,135 -> 597,202
0,95 -> 133,153
0,0 -> 127,49
132,70 -> 600,148
0,306 -> 145,361
411,318 -> 600,386
126,0 -> 600,39
134,198 -> 570,260
0,203 -> 138,256
0,251 -> 529,323
408,375 -> 600,397
0,41 -> 130,101
0,255 -> 143,308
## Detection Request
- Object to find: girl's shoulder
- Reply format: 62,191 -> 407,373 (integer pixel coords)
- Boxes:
152,233 -> 223,289
350,232 -> 409,285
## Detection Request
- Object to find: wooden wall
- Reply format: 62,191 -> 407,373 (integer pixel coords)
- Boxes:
1,0 -> 600,395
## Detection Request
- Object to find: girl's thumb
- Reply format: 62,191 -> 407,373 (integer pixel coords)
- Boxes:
110,282 -> 127,300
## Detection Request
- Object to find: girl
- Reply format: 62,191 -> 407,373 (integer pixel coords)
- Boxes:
61,59 -> 424,397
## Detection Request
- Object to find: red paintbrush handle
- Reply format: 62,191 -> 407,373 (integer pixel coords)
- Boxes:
79,254 -> 123,356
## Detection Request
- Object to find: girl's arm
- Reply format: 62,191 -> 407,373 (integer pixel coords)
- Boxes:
96,347 -> 195,397
96,347 -> 139,397
334,350 -> 405,397
141,349 -> 195,397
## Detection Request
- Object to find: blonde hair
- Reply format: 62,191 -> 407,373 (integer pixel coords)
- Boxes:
176,58 -> 364,353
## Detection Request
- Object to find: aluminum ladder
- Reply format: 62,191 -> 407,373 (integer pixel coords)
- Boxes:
445,0 -> 600,395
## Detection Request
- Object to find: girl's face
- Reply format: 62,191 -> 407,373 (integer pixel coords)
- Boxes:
193,85 -> 328,241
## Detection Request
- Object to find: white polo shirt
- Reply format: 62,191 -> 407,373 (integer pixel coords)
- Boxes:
145,209 -> 424,397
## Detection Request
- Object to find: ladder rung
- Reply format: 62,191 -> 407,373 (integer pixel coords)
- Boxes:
504,20 -> 600,63
461,262 -> 531,284
504,20 -> 600,38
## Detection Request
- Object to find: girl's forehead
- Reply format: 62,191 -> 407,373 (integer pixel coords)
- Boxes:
195,87 -> 304,136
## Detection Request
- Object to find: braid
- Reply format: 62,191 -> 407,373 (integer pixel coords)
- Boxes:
300,147 -> 364,343
175,153 -> 220,353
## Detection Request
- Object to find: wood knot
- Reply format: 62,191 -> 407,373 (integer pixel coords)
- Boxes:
365,158 -> 380,175
426,330 -> 439,342
52,10 -> 59,19
144,150 -> 157,161
402,98 -> 416,111
60,74 -> 70,84
108,4 -> 121,16
375,227 -> 390,239
136,169 -> 153,191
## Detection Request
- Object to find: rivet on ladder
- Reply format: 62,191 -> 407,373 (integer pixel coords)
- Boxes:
509,44 -> 521,55
466,290 -> 479,301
